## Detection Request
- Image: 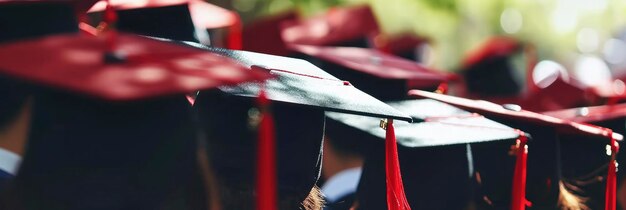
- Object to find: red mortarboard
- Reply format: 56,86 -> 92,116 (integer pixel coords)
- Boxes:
462,36 -> 520,68
88,0 -> 242,49
290,44 -> 456,100
242,11 -> 298,56
410,90 -> 620,138
280,5 -> 381,49
0,33 -> 270,101
543,104 -> 626,126
382,33 -> 430,61
410,90 -> 621,210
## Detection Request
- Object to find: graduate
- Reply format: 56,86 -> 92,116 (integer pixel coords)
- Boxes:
544,104 -> 626,209
188,46 -> 412,210
0,1 -> 271,209
290,44 -> 523,210
411,90 -> 622,210
0,0 -> 86,191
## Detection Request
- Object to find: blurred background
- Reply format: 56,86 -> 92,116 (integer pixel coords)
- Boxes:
211,0 -> 626,75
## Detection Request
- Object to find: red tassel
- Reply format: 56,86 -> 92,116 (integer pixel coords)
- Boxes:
605,129 -> 619,210
256,86 -> 277,210
511,130 -> 529,210
103,0 -> 118,53
384,119 -> 412,210
226,17 -> 243,50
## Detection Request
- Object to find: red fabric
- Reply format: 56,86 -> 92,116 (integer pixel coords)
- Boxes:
543,103 -> 626,123
0,33 -> 271,101
226,17 -> 243,50
103,0 -> 117,53
462,36 -> 519,68
606,128 -> 619,210
280,5 -> 380,46
385,119 -> 412,210
511,130 -> 529,210
289,45 -> 452,84
256,87 -> 277,210
408,90 -> 624,140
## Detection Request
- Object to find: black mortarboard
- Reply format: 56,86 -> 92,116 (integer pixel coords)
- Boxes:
289,44 -> 456,101
0,5 -> 271,209
410,90 -> 622,210
187,45 -> 412,209
325,99 -> 522,210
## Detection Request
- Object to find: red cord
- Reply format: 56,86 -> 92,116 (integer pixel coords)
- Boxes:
255,86 -> 277,210
511,130 -> 529,210
385,119 -> 412,210
605,128 -> 618,210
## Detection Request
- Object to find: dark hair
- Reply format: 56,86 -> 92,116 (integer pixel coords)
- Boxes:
0,76 -> 29,131
194,90 -> 325,210
3,90 -> 205,210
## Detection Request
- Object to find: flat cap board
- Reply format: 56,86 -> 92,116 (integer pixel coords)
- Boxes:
543,104 -> 626,123
179,42 -> 412,121
326,99 -> 520,147
289,44 -> 451,81
409,90 -> 623,140
0,33 -> 270,101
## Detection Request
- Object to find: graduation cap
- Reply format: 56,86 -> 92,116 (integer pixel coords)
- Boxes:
0,4 -> 270,209
382,33 -> 430,62
280,5 -> 383,49
462,38 -> 588,112
242,11 -> 298,56
185,45 -> 413,209
289,44 -> 456,101
325,99 -> 525,210
410,90 -> 622,210
544,104 -> 626,209
88,0 -> 242,48
0,0 -> 83,188
461,36 -> 528,97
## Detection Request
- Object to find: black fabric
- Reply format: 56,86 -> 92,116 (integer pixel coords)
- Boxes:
480,119 -> 561,210
470,137 -> 518,210
0,76 -> 29,130
0,1 -> 78,130
559,133 -> 611,210
357,140 -> 472,210
0,2 -> 78,43
116,4 -> 199,43
8,91 -> 201,210
194,90 -> 325,210
463,56 -> 522,97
